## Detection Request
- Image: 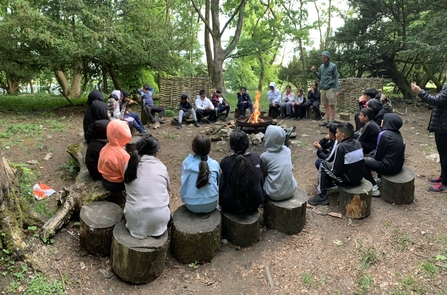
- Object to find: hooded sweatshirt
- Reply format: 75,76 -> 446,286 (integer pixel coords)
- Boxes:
180,154 -> 220,206
267,82 -> 281,105
85,101 -> 109,143
97,120 -> 132,183
260,125 -> 297,200
367,99 -> 390,126
373,113 -> 405,174
83,90 -> 105,136
313,51 -> 339,92
85,119 -> 109,180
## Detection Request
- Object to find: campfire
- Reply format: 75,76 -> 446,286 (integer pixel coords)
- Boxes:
246,91 -> 264,123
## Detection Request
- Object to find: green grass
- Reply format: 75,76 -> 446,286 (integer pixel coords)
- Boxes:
162,131 -> 180,139
24,273 -> 64,295
393,229 -> 414,250
360,245 -> 382,270
357,274 -> 373,294
0,93 -> 87,114
301,272 -> 313,287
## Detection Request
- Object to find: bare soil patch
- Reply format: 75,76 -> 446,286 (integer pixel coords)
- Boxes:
1,103 -> 446,294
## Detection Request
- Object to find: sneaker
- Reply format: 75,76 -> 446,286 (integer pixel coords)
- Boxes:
372,184 -> 381,197
319,121 -> 329,127
375,178 -> 382,186
316,116 -> 323,121
139,129 -> 148,135
307,194 -> 329,206
177,124 -> 182,129
428,182 -> 447,193
156,118 -> 164,124
150,119 -> 156,124
426,176 -> 441,183
194,121 -> 200,127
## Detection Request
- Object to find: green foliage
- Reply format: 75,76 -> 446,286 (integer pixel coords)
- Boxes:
301,272 -> 313,287
393,229 -> 414,251
162,131 -> 180,140
25,273 -> 64,295
59,157 -> 80,180
0,94 -> 87,114
164,109 -> 176,117
357,274 -> 373,294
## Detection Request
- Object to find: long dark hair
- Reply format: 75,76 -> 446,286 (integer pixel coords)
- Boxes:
192,134 -> 211,188
229,130 -> 255,212
124,135 -> 159,183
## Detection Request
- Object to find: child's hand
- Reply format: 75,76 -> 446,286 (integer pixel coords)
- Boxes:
313,141 -> 321,149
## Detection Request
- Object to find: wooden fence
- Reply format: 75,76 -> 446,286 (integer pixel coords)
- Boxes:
337,78 -> 384,112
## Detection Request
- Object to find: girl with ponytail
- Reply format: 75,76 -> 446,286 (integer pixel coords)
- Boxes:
123,135 -> 171,238
219,130 -> 264,214
180,134 -> 220,213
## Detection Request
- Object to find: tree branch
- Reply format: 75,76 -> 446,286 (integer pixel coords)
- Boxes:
223,0 -> 247,57
190,0 -> 214,36
220,0 -> 245,37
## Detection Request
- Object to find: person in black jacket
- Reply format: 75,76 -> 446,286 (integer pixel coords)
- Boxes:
236,87 -> 254,118
177,94 -> 200,129
219,130 -> 264,214
412,79 -> 447,192
301,82 -> 322,120
85,119 -> 109,180
308,122 -> 366,205
355,108 -> 380,154
363,113 -> 405,197
313,122 -> 338,169
83,90 -> 106,141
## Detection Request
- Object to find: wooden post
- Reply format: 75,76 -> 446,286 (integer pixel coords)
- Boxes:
111,220 -> 168,284
80,201 -> 123,256
264,189 -> 307,235
221,210 -> 260,247
170,205 -> 221,264
381,166 -> 415,204
339,179 -> 372,219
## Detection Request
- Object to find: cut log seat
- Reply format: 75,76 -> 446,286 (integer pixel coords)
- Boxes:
170,205 -> 221,264
381,166 -> 415,205
264,189 -> 307,235
339,178 -> 372,219
111,219 -> 168,284
221,210 -> 260,247
80,201 -> 123,256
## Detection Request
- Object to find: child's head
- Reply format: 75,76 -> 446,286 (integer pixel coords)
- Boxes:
363,88 -> 377,100
327,123 -> 337,140
264,125 -> 285,152
192,134 -> 211,189
296,88 -> 303,96
359,108 -> 374,123
285,85 -> 292,93
181,93 -> 189,102
199,89 -> 206,98
335,122 -> 354,143
143,84 -> 151,93
240,87 -> 247,94
121,90 -> 131,101
136,135 -> 159,156
215,89 -> 222,97
230,130 -> 249,155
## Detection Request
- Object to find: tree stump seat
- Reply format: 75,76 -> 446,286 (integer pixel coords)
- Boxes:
170,205 -> 221,264
80,201 -> 123,256
264,189 -> 307,235
221,210 -> 260,247
339,112 -> 351,121
111,220 -> 168,284
381,166 -> 415,205
306,107 -> 318,120
339,178 -> 372,219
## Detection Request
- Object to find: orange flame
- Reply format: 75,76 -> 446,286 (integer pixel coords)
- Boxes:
248,91 -> 264,123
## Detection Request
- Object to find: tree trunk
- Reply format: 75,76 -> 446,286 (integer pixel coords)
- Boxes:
71,66 -> 82,98
5,71 -> 21,94
258,54 -> 265,92
109,65 -> 121,90
204,0 -> 214,83
29,80 -> 34,94
383,57 -> 415,99
102,67 -> 108,94
54,70 -> 74,104
313,0 -> 324,50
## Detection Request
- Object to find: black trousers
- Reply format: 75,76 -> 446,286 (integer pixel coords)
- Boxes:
436,132 -> 447,185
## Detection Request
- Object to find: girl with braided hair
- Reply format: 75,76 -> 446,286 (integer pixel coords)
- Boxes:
123,135 -> 171,238
219,130 -> 264,214
180,134 -> 220,213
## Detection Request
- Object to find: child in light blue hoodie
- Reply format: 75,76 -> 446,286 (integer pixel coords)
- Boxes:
261,125 -> 297,200
180,134 -> 220,213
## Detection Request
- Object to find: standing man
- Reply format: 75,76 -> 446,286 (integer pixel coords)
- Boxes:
311,51 -> 339,126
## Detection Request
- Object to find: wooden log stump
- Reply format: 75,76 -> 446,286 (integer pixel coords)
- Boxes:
80,201 -> 123,256
235,108 -> 247,118
339,112 -> 351,121
170,205 -> 221,264
221,210 -> 260,247
264,189 -> 307,235
269,107 -> 279,119
111,219 -> 168,284
339,178 -> 372,219
306,107 -> 318,120
381,166 -> 415,204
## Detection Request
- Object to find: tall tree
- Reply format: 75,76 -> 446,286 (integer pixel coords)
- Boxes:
191,0 -> 248,90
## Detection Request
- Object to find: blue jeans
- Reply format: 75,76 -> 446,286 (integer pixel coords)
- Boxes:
125,112 -> 145,132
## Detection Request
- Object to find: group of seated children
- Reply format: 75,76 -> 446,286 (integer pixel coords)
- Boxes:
309,112 -> 405,205
90,118 -> 297,238
267,82 -> 322,120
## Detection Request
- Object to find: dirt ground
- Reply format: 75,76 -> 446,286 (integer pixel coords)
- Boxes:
1,102 -> 447,295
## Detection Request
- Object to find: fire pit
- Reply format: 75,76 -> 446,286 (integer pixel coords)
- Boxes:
236,116 -> 273,133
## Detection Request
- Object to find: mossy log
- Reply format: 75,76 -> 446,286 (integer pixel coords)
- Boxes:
339,178 -> 372,219
170,205 -> 221,264
381,166 -> 415,205
221,210 -> 260,247
111,219 -> 168,284
264,189 -> 307,235
80,201 -> 123,256
41,143 -> 110,240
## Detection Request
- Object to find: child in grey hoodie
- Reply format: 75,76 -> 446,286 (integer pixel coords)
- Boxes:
260,125 -> 297,200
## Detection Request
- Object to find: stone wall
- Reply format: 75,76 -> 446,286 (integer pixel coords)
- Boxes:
337,78 -> 384,113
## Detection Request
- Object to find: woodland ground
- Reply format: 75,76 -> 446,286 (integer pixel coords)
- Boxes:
0,101 -> 446,295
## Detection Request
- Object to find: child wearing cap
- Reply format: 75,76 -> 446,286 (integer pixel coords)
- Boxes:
211,89 -> 231,122
177,94 -> 200,129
